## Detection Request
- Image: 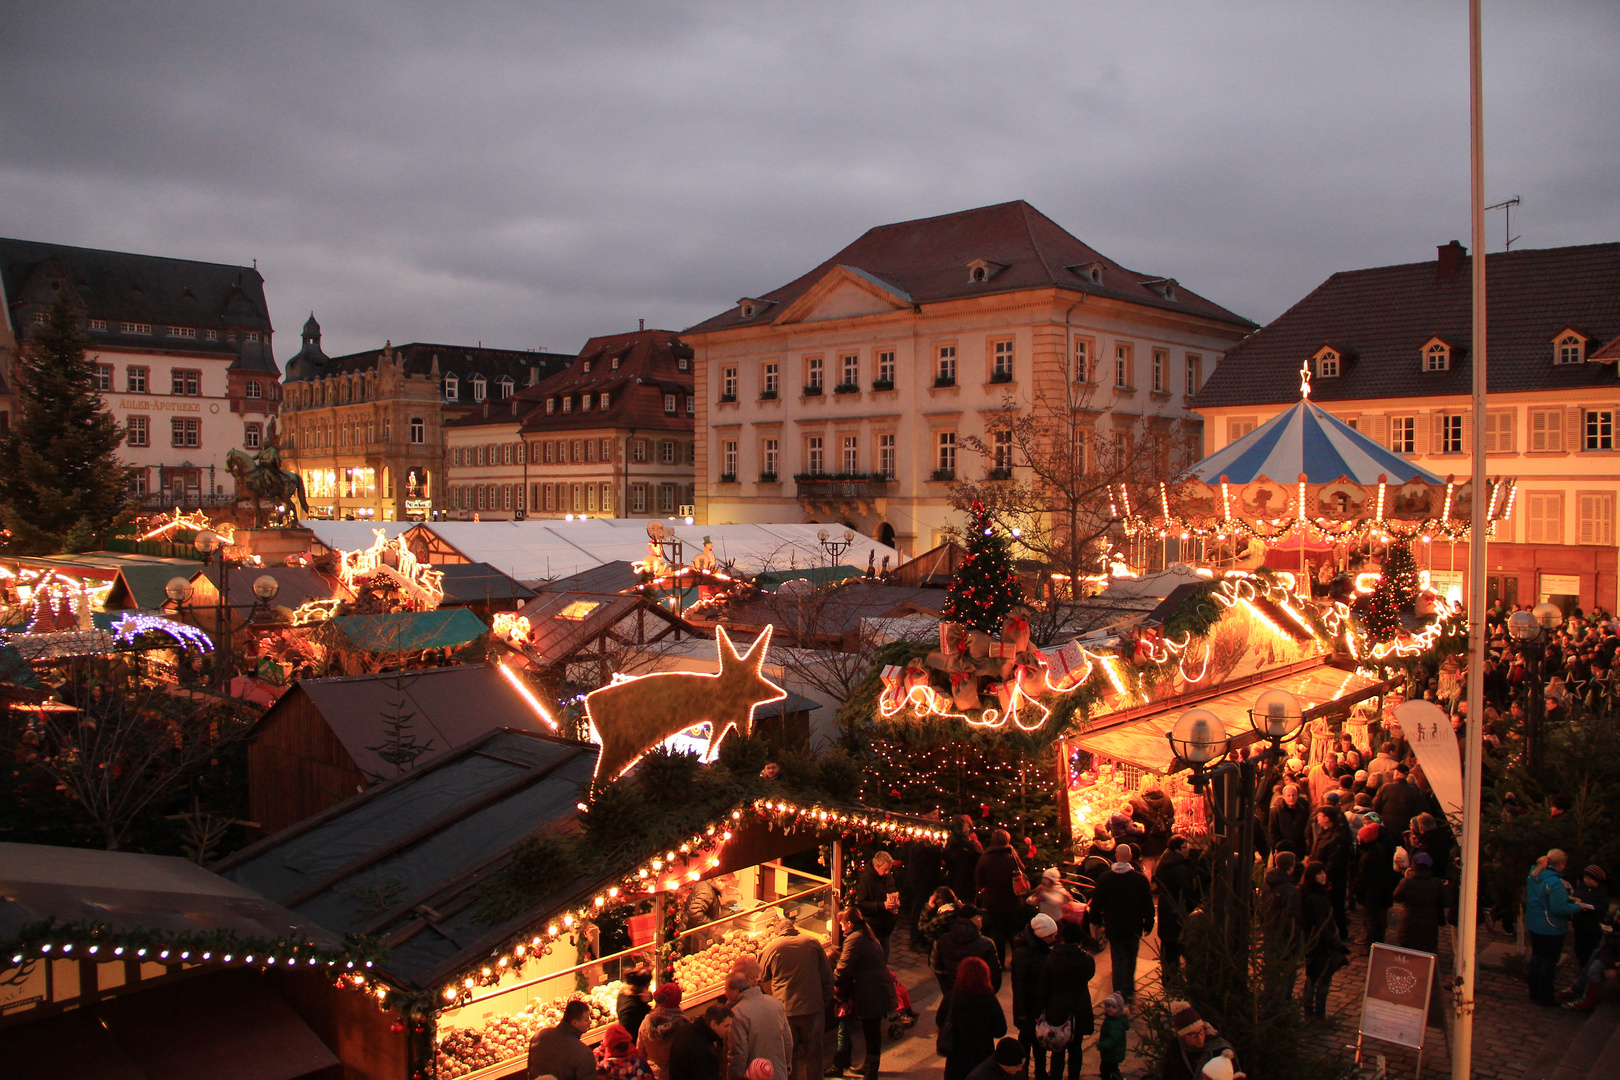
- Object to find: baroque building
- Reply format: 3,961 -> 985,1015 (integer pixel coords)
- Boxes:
680,201 -> 1255,554
442,328 -> 695,520
0,238 -> 279,507
278,317 -> 569,520
1194,241 -> 1620,612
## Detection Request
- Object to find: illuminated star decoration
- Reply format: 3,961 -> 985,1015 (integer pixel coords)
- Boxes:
109,613 -> 215,652
584,624 -> 785,787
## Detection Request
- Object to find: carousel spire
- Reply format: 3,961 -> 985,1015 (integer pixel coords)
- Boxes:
1300,359 -> 1312,399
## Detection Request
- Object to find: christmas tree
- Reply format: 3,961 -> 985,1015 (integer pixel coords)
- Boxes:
1361,539 -> 1418,644
0,299 -> 131,554
942,502 -> 1025,633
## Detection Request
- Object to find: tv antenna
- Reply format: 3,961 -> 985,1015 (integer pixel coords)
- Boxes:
1485,196 -> 1521,250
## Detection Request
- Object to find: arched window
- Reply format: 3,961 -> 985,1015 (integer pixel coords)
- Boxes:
245,380 -> 262,399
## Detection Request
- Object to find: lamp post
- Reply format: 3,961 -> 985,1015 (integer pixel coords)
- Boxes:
193,530 -> 230,690
250,574 -> 280,625
817,527 -> 856,566
1506,601 -> 1563,772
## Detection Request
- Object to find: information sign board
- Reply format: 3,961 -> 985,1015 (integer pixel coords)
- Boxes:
1359,943 -> 1436,1052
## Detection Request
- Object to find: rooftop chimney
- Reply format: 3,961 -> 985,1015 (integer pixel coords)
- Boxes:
1437,240 -> 1467,279
639,318 -> 645,332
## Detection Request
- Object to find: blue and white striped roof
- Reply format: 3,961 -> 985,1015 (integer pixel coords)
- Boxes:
1191,399 -> 1444,485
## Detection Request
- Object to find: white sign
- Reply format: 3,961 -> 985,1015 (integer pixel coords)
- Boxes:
1359,944 -> 1436,1051
1540,574 -> 1581,601
1396,699 -> 1463,826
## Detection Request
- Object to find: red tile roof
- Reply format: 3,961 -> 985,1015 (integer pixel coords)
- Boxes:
684,200 -> 1254,334
1194,242 -> 1620,408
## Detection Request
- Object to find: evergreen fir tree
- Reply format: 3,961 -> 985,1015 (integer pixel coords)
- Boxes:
942,502 -> 1025,633
0,299 -> 131,554
1382,539 -> 1420,608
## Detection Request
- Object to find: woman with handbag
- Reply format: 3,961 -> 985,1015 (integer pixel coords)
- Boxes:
974,828 -> 1030,968
1034,921 -> 1095,1080
828,909 -> 896,1078
937,956 -> 1005,1080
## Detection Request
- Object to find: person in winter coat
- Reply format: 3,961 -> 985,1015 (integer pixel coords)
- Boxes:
1525,848 -> 1591,1006
1371,767 -> 1427,844
946,816 -> 985,907
669,1003 -> 733,1080
638,984 -> 690,1080
939,956 -> 1006,1080
1300,860 -> 1350,1018
1260,851 -> 1302,1003
1009,913 -> 1059,1080
1351,823 -> 1398,946
1393,853 -> 1448,956
1309,807 -> 1354,940
906,834 -> 946,949
1036,921 -> 1097,1080
618,968 -> 655,1040
974,829 -> 1028,967
920,887 -> 964,945
1154,835 -> 1196,975
853,851 -> 902,959
1571,865 -> 1611,971
829,908 -> 895,1078
759,912 -> 834,1080
1090,843 -> 1154,1003
931,906 -> 1003,996
529,1000 -> 598,1080
1096,993 -> 1128,1080
1268,785 -> 1311,854
598,1023 -> 655,1080
1033,868 -> 1073,923
725,970 -> 792,1080
1161,1002 -> 1238,1080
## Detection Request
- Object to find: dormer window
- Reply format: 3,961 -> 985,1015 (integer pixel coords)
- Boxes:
1422,338 -> 1453,372
444,375 -> 459,401
1142,277 -> 1178,300
562,396 -> 573,413
611,356 -> 620,370
581,394 -> 591,412
600,392 -> 610,409
1313,346 -> 1341,378
966,259 -> 1006,284
678,356 -> 688,371
499,376 -> 514,399
472,374 -> 487,401
1553,328 -> 1589,365
546,398 -> 556,414
1069,262 -> 1105,285
740,301 -> 755,319
582,359 -> 592,373
737,297 -> 773,321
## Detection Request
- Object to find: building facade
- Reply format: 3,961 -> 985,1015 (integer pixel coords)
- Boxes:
278,318 -> 570,521
1194,241 -> 1620,612
0,238 -> 279,507
680,201 -> 1255,555
442,328 -> 696,520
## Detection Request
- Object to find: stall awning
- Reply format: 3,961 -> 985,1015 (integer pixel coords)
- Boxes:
327,608 -> 488,653
1074,663 -> 1383,774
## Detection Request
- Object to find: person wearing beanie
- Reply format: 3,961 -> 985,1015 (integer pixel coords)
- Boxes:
1034,867 -> 1074,923
964,1037 -> 1026,1080
1308,806 -> 1354,939
760,911 -> 833,1080
1394,850 -> 1448,957
1352,818 -> 1398,948
639,983 -> 691,1079
597,1022 -> 654,1080
1089,843 -> 1154,1003
1010,913 -> 1059,1080
1035,920 -> 1094,1080
1096,993 -> 1129,1080
1163,1001 -> 1238,1080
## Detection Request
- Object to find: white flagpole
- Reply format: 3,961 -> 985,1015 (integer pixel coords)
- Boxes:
1454,2 -> 1489,1077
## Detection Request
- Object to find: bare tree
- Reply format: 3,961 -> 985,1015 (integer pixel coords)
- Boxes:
7,655 -> 258,850
949,371 -> 1196,641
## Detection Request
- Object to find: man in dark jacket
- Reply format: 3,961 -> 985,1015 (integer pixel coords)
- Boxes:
853,851 -> 901,959
946,816 -> 984,906
1351,823 -> 1399,946
1090,843 -> 1154,1003
1309,808 -> 1354,939
1371,767 -> 1427,843
669,1002 -> 733,1080
528,999 -> 597,1080
906,829 -> 945,948
931,906 -> 1002,995
1393,853 -> 1447,954
1154,835 -> 1196,976
1268,784 -> 1311,854
1010,913 -> 1059,1080
760,912 -> 833,1080
974,829 -> 1026,967
1260,851 -> 1302,1005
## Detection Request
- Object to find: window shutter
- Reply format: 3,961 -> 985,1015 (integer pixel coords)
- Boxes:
1414,415 -> 1430,455
1368,415 -> 1388,446
1569,406 -> 1584,449
1460,411 -> 1472,452
1580,493 -> 1614,546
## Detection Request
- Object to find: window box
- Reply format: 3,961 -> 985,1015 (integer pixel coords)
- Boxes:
718,393 -> 736,404
758,390 -> 778,401
987,468 -> 1013,481
718,473 -> 737,484
758,472 -> 779,483
933,376 -> 956,389
834,383 -> 860,395
930,468 -> 956,482
871,379 -> 894,392
989,371 -> 1013,385
802,384 -> 823,396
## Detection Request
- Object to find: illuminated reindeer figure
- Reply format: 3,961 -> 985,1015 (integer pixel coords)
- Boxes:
584,625 -> 786,788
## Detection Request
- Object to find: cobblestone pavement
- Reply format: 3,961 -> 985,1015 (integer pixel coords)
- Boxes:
845,916 -> 1611,1079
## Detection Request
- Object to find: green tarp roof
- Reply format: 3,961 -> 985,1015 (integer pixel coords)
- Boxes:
327,608 -> 489,653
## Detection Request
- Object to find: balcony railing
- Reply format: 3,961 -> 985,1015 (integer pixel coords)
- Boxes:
795,474 -> 891,501
136,492 -> 236,510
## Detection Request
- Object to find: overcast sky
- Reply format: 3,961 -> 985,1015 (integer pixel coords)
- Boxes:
2,2 -> 1616,360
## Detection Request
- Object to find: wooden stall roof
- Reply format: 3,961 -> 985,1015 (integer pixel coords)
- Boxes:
326,608 -> 489,653
1074,662 -> 1386,774
435,562 -> 538,606
509,590 -> 706,668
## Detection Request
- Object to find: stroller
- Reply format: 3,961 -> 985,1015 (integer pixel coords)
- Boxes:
886,972 -> 918,1039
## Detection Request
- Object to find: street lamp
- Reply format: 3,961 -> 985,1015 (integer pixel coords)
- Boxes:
1507,601 -> 1564,771
165,576 -> 194,607
193,530 -> 230,690
1167,707 -> 1229,775
249,574 -> 280,625
817,527 -> 857,565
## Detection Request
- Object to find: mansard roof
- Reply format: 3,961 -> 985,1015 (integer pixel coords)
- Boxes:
283,340 -> 572,387
685,200 -> 1254,334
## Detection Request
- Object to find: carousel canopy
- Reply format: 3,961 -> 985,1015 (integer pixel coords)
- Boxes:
1190,398 -> 1444,486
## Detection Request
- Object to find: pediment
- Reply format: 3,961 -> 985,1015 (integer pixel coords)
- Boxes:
774,265 -> 912,325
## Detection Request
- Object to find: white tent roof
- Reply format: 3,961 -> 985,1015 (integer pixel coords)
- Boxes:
303,521 -> 414,552
402,520 -> 902,585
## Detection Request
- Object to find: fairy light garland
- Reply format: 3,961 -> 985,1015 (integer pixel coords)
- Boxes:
428,797 -> 948,1012
109,613 -> 215,652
